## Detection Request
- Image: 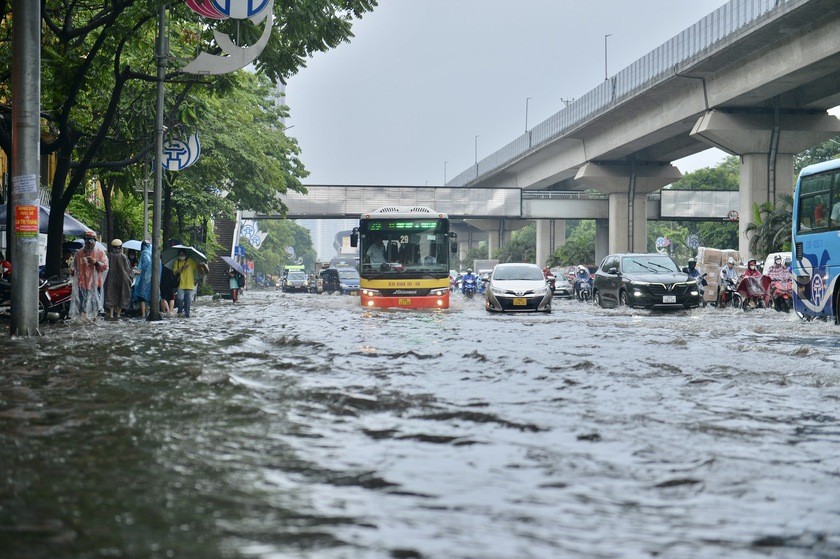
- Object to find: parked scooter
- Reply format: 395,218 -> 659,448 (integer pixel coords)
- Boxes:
39,277 -> 73,322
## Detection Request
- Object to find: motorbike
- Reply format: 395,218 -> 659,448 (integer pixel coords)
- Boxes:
463,277 -> 477,299
736,275 -> 765,310
769,278 -> 793,312
717,277 -> 743,309
575,277 -> 592,301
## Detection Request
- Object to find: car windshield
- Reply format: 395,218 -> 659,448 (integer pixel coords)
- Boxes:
288,272 -> 307,280
621,256 -> 679,273
493,265 -> 544,281
338,269 -> 359,280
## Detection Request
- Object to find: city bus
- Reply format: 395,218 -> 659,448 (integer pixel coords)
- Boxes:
351,206 -> 456,309
791,158 -> 840,323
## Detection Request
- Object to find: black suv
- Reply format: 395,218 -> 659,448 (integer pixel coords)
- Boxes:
593,253 -> 701,310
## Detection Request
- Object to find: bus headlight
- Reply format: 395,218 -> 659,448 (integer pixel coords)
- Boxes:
362,289 -> 381,297
429,288 -> 448,296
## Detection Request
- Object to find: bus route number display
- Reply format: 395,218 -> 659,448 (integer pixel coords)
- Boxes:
368,221 -> 437,231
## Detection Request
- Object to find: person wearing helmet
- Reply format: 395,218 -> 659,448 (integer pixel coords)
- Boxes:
720,257 -> 738,284
740,258 -> 764,308
461,267 -> 477,296
574,265 -> 591,300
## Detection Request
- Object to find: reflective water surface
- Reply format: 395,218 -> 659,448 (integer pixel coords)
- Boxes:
1,291 -> 839,559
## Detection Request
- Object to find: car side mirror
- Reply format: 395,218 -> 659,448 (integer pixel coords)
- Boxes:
608,267 -> 618,275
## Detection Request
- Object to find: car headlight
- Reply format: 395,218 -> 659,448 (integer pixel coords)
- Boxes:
631,280 -> 650,286
285,280 -> 292,286
340,282 -> 348,289
684,279 -> 697,286
533,286 -> 548,296
490,286 -> 507,295
429,287 -> 448,296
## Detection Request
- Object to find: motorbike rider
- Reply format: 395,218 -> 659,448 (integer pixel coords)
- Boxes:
740,258 -> 763,308
574,265 -> 591,299
461,268 -> 477,295
685,257 -> 707,292
765,255 -> 793,301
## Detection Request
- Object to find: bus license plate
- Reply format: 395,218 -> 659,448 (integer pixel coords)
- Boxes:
513,298 -> 527,306
398,298 -> 411,305
663,295 -> 676,303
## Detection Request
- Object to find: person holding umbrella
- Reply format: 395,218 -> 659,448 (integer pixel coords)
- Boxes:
171,247 -> 208,318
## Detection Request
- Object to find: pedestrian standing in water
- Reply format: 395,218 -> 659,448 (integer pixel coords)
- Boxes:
104,239 -> 132,319
228,268 -> 243,303
132,241 -> 155,318
68,231 -> 108,321
160,256 -> 177,317
172,249 -> 208,318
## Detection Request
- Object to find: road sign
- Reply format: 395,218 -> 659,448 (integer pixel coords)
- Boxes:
234,245 -> 245,256
728,210 -> 739,222
687,234 -> 700,249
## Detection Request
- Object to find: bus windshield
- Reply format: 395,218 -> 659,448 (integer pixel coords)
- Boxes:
359,218 -> 450,277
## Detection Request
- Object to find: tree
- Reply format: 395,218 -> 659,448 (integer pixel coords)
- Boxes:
744,193 -> 794,256
496,224 -> 535,263
461,243 -> 489,271
547,221 -> 595,266
0,0 -> 378,277
794,136 -> 840,174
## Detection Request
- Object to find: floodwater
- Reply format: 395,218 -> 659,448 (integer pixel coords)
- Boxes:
1,290 -> 838,559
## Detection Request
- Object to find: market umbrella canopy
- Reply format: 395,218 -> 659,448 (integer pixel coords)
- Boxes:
0,204 -> 92,236
122,240 -> 143,251
221,255 -> 245,276
162,245 -> 207,270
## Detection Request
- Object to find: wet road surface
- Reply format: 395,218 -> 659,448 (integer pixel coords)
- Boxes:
1,290 -> 839,558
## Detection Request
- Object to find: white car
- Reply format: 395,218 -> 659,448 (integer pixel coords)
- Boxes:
485,263 -> 552,313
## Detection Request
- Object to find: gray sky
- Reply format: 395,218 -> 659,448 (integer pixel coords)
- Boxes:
286,0 -> 731,186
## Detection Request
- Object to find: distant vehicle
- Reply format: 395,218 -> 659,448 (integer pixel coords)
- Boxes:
351,206 -> 456,309
553,275 -> 573,299
593,253 -> 701,310
321,267 -> 360,295
564,264 -> 597,284
485,263 -> 552,313
282,270 -> 309,293
329,256 -> 358,270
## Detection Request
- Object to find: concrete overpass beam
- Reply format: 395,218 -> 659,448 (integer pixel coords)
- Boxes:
691,110 -> 840,259
575,162 -> 682,254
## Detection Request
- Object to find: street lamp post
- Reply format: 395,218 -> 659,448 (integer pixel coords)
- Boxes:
525,97 -> 532,132
474,135 -> 479,166
604,34 -> 612,81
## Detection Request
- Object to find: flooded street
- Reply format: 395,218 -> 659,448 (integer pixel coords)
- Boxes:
1,290 -> 839,559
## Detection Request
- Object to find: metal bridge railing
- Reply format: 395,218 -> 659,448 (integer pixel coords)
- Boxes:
449,0 -> 801,187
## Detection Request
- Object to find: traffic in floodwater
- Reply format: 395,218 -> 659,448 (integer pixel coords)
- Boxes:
1,289 -> 839,559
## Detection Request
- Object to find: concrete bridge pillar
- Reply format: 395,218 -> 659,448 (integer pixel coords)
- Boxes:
535,220 -> 566,267
487,230 -> 500,259
458,241 -> 469,270
595,220 -> 609,264
691,110 -> 840,260
575,162 -> 682,254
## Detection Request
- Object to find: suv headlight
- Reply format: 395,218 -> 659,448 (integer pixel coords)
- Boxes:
631,280 -> 650,286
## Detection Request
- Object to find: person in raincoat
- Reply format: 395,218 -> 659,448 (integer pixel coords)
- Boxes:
104,239 -> 133,319
132,241 -> 159,318
69,231 -> 108,321
172,248 -> 208,318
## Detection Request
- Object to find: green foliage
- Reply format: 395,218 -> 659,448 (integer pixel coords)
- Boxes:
669,156 -> 740,191
495,224 -> 536,263
547,221 -> 595,266
244,220 -> 316,276
460,243 -> 489,271
67,194 -> 103,235
794,136 -> 840,174
744,193 -> 794,256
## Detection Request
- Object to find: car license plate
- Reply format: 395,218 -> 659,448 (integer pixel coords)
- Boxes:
398,298 -> 411,305
663,295 -> 676,303
350,290 -> 358,296
513,298 -> 527,306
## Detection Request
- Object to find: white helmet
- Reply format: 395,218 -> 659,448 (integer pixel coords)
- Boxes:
727,257 -> 735,264
578,265 -> 586,272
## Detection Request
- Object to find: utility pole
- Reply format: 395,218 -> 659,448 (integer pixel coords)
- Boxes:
525,97 -> 532,132
149,3 -> 167,321
9,0 -> 41,336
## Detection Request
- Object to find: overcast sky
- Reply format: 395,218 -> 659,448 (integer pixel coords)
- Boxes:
285,0 -> 734,186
